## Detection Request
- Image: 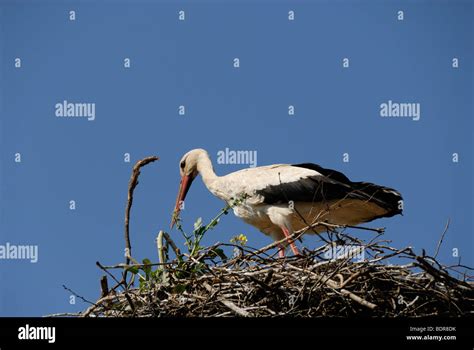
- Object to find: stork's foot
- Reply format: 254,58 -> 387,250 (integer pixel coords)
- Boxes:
280,226 -> 301,256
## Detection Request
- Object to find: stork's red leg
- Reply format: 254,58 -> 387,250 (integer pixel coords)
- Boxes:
278,244 -> 286,258
280,226 -> 300,256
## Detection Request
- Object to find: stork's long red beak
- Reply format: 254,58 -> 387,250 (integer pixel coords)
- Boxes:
171,175 -> 193,229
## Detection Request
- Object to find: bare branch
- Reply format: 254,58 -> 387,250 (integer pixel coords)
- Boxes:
123,156 -> 159,285
434,218 -> 450,259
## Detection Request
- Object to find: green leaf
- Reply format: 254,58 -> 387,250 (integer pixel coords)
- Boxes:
208,248 -> 227,261
126,265 -> 139,274
150,269 -> 161,279
142,258 -> 152,279
191,262 -> 206,274
207,218 -> 220,230
194,226 -> 206,237
214,248 -> 227,260
193,217 -> 203,231
139,277 -> 147,290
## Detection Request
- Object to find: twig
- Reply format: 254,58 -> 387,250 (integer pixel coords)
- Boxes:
44,313 -> 82,318
81,294 -> 122,317
203,282 -> 250,317
157,230 -> 169,283
434,218 -> 450,259
62,285 -> 94,305
161,231 -> 181,258
100,275 -> 109,298
96,261 -> 124,289
286,264 -> 377,310
123,156 -> 159,285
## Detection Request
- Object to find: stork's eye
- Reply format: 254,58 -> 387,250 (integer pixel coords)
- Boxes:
180,161 -> 185,169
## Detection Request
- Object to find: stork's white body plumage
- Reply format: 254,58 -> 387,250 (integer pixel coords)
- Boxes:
172,149 -> 402,256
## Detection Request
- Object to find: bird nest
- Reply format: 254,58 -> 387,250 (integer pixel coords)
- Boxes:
82,234 -> 473,318
73,157 -> 473,318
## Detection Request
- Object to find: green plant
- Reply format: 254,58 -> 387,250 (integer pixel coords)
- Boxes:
174,196 -> 246,258
124,196 -> 247,291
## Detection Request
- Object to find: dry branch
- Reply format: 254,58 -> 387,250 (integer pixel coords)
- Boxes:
123,156 -> 159,285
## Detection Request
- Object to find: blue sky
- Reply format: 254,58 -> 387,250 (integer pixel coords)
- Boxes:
0,0 -> 472,316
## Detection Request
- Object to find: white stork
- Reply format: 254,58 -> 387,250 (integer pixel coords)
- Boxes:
171,149 -> 402,257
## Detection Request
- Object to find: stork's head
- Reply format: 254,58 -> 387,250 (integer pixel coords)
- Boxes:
171,149 -> 204,228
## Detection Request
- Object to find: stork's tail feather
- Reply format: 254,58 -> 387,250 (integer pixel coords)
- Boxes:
351,182 -> 403,218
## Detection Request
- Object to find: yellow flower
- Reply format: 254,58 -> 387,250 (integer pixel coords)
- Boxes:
230,234 -> 248,246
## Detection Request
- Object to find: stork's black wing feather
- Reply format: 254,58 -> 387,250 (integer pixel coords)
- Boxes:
255,163 -> 402,218
292,163 -> 352,184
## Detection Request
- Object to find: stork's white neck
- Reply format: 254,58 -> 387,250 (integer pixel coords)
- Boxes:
196,151 -> 218,188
